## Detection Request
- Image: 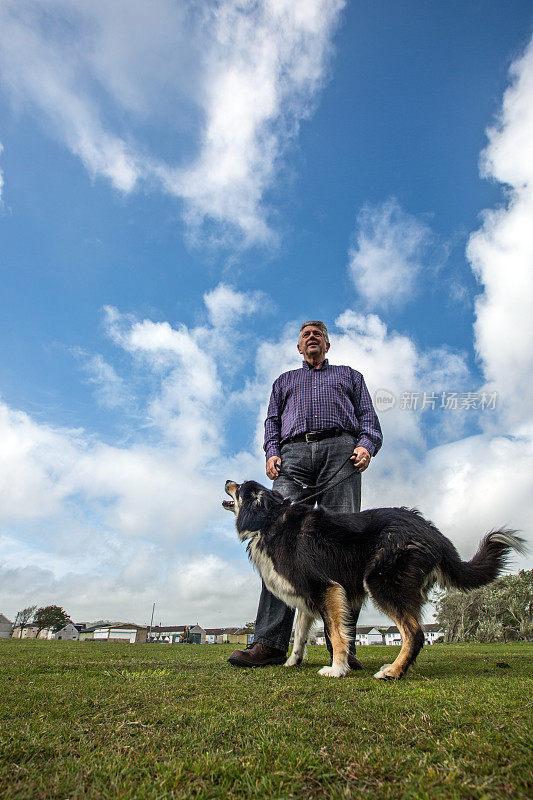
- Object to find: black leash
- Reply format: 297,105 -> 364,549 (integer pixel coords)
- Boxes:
277,453 -> 356,506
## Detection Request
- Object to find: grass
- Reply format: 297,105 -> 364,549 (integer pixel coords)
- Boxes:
0,640 -> 531,800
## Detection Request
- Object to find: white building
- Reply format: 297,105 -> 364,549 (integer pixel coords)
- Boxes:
313,626 -> 383,646
355,626 -> 383,645
384,626 -> 402,646
0,614 -> 13,638
147,624 -> 206,644
55,623 -> 80,640
385,624 -> 445,645
423,623 -> 445,644
93,624 -> 147,644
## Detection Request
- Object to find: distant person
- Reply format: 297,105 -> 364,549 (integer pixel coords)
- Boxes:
228,320 -> 382,667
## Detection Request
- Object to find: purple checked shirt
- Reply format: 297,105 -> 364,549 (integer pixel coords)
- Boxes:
264,359 -> 383,460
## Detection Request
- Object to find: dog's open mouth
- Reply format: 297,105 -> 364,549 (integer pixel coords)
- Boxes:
223,480 -> 239,513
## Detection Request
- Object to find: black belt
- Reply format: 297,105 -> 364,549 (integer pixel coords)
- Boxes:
285,428 -> 345,445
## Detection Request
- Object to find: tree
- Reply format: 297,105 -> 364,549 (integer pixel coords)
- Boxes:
242,621 -> 256,632
13,606 -> 37,636
32,606 -> 71,639
435,570 -> 533,642
490,570 -> 533,640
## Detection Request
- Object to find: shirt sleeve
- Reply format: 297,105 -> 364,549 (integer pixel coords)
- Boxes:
264,380 -> 282,460
353,372 -> 383,457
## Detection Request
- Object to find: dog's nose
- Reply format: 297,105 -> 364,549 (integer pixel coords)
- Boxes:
225,480 -> 234,490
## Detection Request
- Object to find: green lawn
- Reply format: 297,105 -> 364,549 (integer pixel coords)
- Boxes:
0,640 -> 531,800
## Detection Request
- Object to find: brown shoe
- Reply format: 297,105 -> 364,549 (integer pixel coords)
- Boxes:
228,642 -> 286,667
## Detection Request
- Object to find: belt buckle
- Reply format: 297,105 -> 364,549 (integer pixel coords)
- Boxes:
305,431 -> 318,443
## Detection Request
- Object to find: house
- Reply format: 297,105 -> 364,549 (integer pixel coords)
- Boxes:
93,624 -> 147,644
147,624 -> 206,644
204,627 -> 239,644
312,628 -> 326,646
78,624 -> 100,640
226,627 -> 254,645
220,627 -> 240,643
310,626 -> 383,646
0,614 -> 13,638
11,625 -> 54,639
355,626 -> 383,645
202,627 -> 240,644
54,623 -> 80,640
422,623 -> 445,644
385,623 -> 445,645
384,626 -> 402,646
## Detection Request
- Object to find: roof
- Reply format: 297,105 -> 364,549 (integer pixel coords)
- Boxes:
0,614 -> 13,625
205,627 -> 235,635
232,627 -> 253,635
94,623 -> 147,631
384,624 -> 443,634
356,626 -> 382,635
150,625 -> 190,633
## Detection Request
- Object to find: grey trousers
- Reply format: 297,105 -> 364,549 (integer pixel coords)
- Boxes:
254,432 -> 362,653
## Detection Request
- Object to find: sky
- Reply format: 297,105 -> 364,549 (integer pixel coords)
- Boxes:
0,0 -> 532,628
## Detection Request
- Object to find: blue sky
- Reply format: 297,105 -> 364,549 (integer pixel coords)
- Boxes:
0,1 -> 532,627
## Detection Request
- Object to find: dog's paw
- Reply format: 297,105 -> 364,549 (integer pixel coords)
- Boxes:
374,663 -> 402,680
284,654 -> 302,667
318,664 -> 348,678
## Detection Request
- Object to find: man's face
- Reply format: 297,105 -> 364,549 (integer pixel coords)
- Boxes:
297,325 -> 330,362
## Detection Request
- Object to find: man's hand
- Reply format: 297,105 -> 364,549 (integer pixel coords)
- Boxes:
351,446 -> 371,473
266,456 -> 282,480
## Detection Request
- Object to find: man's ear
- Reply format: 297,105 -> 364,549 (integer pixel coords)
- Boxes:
325,341 -> 330,353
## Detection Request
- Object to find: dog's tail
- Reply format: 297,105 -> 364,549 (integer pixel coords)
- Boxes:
440,529 -> 526,592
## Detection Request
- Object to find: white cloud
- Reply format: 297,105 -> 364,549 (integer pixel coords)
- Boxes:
0,403 -> 80,522
0,0 -> 345,243
468,37 -> 533,429
204,283 -> 267,328
73,350 -> 130,411
348,198 -> 435,310
163,0 -> 346,243
0,555 -> 261,627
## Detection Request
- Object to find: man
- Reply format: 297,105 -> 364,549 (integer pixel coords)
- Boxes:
229,320 -> 383,668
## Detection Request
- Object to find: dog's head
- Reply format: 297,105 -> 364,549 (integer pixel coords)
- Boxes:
223,479 -> 286,539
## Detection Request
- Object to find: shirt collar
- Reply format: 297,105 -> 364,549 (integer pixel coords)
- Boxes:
302,358 -> 329,371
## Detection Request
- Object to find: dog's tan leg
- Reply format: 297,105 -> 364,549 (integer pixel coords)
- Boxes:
285,610 -> 315,667
318,584 -> 350,678
374,613 -> 424,680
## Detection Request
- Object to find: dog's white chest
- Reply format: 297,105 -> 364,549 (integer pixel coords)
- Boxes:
249,539 -> 309,613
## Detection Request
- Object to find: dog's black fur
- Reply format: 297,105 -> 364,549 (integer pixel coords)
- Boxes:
223,479 -> 525,679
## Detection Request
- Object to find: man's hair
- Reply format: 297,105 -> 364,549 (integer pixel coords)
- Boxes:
299,320 -> 329,344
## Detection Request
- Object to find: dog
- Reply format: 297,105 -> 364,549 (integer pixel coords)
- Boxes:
223,479 -> 525,679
